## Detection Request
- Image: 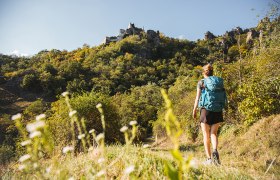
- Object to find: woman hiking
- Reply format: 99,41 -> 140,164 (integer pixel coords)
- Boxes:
193,64 -> 227,165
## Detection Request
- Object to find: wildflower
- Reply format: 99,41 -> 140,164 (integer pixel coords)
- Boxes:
98,158 -> 105,164
120,126 -> 128,132
89,129 -> 95,134
96,133 -> 104,142
26,124 -> 36,132
124,165 -> 135,174
189,159 -> 198,169
46,166 -> 52,174
68,177 -> 75,180
26,121 -> 46,132
96,170 -> 105,177
18,164 -> 26,171
92,148 -> 101,158
78,134 -> 85,139
62,91 -> 69,97
19,154 -> 31,162
29,131 -> 41,138
11,113 -> 22,121
21,140 -> 32,146
129,121 -> 137,126
143,144 -> 150,148
69,110 -> 77,118
35,114 -> 46,121
96,103 -> 102,109
33,163 -> 38,169
62,146 -> 74,154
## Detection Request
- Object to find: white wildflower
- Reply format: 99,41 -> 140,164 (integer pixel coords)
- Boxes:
11,113 -> 22,120
78,134 -> 85,139
89,129 -> 95,134
62,91 -> 69,97
21,140 -> 32,146
124,165 -> 135,174
46,166 -> 52,174
19,154 -> 31,162
68,177 -> 75,180
96,170 -> 105,177
96,103 -> 102,109
33,120 -> 46,129
26,123 -> 36,132
96,133 -> 104,142
62,146 -> 74,154
69,110 -> 77,118
18,164 -> 26,171
29,131 -> 41,138
129,120 -> 137,126
92,148 -> 101,158
120,126 -> 128,132
98,158 -> 105,164
143,144 -> 150,149
35,114 -> 46,121
189,159 -> 198,169
33,163 -> 38,168
26,121 -> 45,132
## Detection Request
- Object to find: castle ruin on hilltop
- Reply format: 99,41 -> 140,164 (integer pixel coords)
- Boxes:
103,23 -> 160,44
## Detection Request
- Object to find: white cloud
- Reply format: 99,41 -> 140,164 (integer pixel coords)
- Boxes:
11,50 -> 19,55
10,49 -> 29,57
178,35 -> 185,40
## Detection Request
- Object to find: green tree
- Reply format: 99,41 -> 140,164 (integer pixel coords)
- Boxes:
21,73 -> 42,92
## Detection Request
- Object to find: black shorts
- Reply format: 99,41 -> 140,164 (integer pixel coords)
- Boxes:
200,108 -> 223,125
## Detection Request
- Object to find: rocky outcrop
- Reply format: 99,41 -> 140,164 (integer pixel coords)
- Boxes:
147,30 -> 160,44
219,38 -> 229,55
204,31 -> 216,40
246,29 -> 259,44
103,23 -> 160,45
103,23 -> 145,44
234,26 -> 243,34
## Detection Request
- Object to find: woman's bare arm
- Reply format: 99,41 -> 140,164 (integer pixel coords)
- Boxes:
193,87 -> 201,118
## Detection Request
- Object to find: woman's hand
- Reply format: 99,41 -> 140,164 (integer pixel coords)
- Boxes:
192,109 -> 197,119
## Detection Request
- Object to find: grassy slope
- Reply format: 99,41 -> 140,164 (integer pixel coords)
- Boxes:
3,115 -> 279,179
219,114 -> 280,179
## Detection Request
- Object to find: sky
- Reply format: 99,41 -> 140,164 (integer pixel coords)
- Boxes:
0,0 -> 275,56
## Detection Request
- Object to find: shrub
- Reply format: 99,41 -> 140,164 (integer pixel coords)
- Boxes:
21,73 -> 41,92
112,84 -> 163,140
24,99 -> 47,118
66,79 -> 89,93
0,145 -> 14,164
48,91 -> 122,148
238,77 -> 280,125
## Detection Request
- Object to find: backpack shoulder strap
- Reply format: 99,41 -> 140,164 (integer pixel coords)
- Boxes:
198,79 -> 205,90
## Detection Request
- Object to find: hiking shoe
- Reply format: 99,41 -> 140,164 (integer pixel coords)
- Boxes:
212,150 -> 221,165
203,158 -> 213,165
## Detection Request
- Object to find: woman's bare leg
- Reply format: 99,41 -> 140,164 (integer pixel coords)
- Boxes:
210,123 -> 220,150
201,122 -> 211,158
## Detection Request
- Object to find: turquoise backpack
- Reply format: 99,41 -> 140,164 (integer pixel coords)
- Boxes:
198,76 -> 227,112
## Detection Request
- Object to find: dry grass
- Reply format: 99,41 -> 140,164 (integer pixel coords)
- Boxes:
219,114 -> 280,179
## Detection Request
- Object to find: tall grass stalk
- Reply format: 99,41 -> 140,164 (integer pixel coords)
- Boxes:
161,89 -> 192,180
